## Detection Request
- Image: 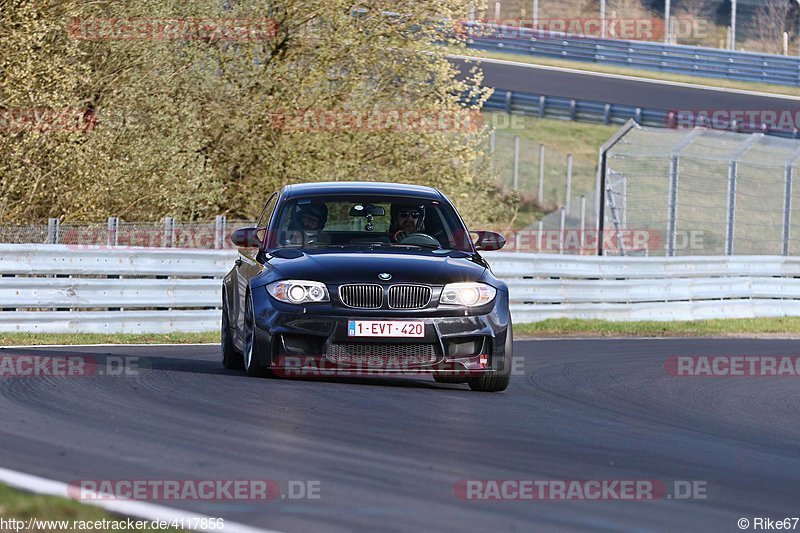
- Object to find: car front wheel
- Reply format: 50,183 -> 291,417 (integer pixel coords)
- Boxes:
468,323 -> 513,392
221,291 -> 243,370
243,291 -> 272,378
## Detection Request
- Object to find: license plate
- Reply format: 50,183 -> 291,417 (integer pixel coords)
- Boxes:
347,320 -> 424,338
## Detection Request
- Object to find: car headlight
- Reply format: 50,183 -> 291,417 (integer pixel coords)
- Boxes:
439,282 -> 496,307
267,280 -> 330,304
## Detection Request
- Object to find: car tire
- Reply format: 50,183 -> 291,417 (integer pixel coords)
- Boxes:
243,291 -> 272,378
221,292 -> 244,370
468,322 -> 513,392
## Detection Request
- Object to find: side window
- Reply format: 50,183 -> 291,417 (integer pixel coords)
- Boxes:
256,192 -> 278,228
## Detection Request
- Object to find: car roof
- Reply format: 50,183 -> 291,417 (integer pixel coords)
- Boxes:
281,181 -> 444,201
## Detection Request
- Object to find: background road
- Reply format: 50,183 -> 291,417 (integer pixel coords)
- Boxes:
1,339 -> 798,532
453,57 -> 800,112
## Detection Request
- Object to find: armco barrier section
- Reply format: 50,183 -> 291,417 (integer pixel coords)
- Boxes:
0,244 -> 235,333
2,245 -> 800,332
490,253 -> 800,322
465,23 -> 800,87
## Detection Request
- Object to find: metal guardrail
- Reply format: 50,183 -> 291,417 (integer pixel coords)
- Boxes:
465,23 -> 800,87
482,89 -> 667,128
3,245 -> 800,331
0,244 -> 235,333
480,89 -> 800,139
492,252 -> 800,322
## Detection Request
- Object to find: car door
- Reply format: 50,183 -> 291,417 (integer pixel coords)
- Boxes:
232,192 -> 277,349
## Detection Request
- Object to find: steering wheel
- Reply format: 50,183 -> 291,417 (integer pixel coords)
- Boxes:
398,232 -> 441,248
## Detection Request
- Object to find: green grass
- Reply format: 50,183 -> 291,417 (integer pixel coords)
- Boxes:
0,331 -> 218,347
515,317 -> 800,337
0,483 -> 182,531
455,47 -> 800,97
482,110 -> 616,227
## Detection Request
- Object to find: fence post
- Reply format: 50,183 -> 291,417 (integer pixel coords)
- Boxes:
725,159 -> 737,256
513,136 -> 520,190
215,215 -> 227,250
164,216 -> 175,248
107,217 -> 119,246
558,207 -> 566,254
47,218 -> 59,244
537,220 -> 543,252
782,164 -> 793,256
565,153 -> 573,214
725,135 -> 761,256
537,143 -> 545,205
667,154 -> 680,256
579,195 -> 586,254
489,129 -> 496,176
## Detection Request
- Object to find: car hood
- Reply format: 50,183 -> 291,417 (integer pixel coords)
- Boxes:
266,249 -> 486,285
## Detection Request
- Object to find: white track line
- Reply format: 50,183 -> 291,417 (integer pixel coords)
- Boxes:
0,466 -> 278,533
448,53 -> 800,101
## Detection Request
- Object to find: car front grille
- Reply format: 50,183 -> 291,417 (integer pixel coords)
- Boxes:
339,284 -> 383,309
325,343 -> 440,368
388,285 -> 431,309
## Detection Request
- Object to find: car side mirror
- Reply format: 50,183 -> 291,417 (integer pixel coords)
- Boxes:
231,226 -> 264,248
471,230 -> 506,251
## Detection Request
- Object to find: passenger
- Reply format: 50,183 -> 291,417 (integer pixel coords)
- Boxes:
287,202 -> 329,245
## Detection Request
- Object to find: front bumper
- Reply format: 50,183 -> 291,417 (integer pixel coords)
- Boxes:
250,290 -> 510,377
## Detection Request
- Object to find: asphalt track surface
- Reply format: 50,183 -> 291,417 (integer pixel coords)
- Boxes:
453,57 -> 800,112
1,339 -> 799,532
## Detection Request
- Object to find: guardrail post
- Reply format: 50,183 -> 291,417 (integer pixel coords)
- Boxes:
107,217 -> 119,246
47,218 -> 59,244
504,91 -> 513,114
164,216 -> 175,248
538,96 -> 546,119
603,104 -> 611,125
513,136 -> 520,190
569,100 -> 577,121
783,164 -> 793,256
634,107 -> 642,123
565,154 -> 573,214
215,215 -> 227,249
537,143 -> 545,205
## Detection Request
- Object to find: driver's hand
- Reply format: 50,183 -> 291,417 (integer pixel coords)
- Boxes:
392,230 -> 409,242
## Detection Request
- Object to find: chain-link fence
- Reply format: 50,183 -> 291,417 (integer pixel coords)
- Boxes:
603,123 -> 800,256
0,217 -> 257,249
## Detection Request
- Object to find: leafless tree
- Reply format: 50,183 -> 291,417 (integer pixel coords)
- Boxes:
749,0 -> 793,54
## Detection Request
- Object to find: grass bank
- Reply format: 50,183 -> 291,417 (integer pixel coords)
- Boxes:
0,332 -> 218,347
515,317 -> 800,338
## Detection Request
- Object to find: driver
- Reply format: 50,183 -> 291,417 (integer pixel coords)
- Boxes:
389,203 -> 425,243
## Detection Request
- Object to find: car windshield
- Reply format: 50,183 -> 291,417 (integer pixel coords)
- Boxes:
271,195 -> 473,252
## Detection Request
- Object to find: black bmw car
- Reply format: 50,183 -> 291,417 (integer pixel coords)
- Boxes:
221,181 -> 512,392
